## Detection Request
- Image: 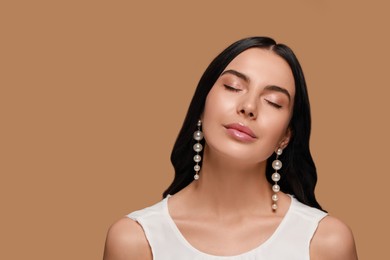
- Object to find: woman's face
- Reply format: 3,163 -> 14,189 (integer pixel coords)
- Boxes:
202,48 -> 295,165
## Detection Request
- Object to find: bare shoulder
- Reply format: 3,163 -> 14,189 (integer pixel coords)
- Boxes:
103,217 -> 152,260
310,215 -> 358,260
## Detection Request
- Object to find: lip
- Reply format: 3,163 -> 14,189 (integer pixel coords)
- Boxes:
224,123 -> 257,142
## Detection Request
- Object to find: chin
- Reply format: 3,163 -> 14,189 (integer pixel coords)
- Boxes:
207,143 -> 268,165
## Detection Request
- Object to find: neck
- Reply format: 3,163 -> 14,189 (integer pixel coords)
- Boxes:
189,147 -> 273,215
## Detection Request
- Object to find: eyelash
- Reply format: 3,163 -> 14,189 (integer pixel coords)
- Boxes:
223,84 -> 241,92
224,84 -> 283,109
266,100 -> 282,109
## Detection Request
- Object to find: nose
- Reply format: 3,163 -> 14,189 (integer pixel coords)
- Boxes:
238,94 -> 257,119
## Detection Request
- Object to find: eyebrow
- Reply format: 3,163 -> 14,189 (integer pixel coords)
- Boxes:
221,69 -> 291,101
264,85 -> 291,102
221,69 -> 249,83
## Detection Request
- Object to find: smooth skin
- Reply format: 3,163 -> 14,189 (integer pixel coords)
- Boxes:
103,48 -> 358,260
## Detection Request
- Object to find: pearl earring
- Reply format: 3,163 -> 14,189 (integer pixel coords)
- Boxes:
271,148 -> 283,210
193,120 -> 203,180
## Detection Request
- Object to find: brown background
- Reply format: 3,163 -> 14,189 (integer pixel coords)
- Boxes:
1,0 -> 388,259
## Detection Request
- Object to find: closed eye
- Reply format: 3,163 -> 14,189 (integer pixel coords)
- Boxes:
224,84 -> 241,92
265,99 -> 282,109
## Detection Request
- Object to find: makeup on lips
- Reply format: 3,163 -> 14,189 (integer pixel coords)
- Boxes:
224,123 -> 257,142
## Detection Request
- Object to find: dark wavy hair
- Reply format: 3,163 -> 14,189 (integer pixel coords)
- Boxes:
163,36 -> 323,210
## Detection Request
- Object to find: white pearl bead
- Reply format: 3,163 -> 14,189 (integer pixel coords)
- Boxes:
272,172 -> 280,182
193,130 -> 203,141
194,165 -> 200,171
194,174 -> 199,180
272,160 -> 282,170
276,148 -> 283,156
272,184 -> 280,192
272,203 -> 278,210
193,143 -> 203,152
272,194 -> 279,201
197,120 -> 202,127
194,154 -> 201,163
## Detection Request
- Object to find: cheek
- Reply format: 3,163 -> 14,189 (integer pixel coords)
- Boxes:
261,112 -> 290,129
254,104 -> 291,143
203,88 -> 225,122
201,89 -> 230,144
260,114 -> 291,147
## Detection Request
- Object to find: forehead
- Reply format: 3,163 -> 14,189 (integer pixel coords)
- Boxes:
224,48 -> 295,95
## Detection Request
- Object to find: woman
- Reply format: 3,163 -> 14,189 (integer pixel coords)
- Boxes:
103,36 -> 358,259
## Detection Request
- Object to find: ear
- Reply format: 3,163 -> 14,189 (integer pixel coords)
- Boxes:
278,128 -> 292,150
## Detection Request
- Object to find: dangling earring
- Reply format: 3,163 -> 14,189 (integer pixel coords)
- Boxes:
271,148 -> 283,210
193,120 -> 203,180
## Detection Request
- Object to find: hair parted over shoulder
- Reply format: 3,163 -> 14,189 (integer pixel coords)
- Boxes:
163,36 -> 323,210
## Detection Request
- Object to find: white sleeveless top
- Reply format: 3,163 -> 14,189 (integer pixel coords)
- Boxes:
127,195 -> 327,260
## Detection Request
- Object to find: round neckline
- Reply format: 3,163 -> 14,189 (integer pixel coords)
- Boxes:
163,194 -> 295,258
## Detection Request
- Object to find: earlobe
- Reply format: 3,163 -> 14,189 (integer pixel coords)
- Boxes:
278,128 -> 292,150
